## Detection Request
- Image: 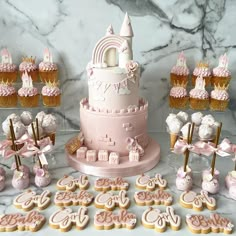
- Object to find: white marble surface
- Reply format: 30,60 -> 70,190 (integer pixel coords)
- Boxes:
0,131 -> 235,235
0,0 -> 236,133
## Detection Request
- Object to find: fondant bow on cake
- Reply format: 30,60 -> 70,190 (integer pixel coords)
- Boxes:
126,137 -> 144,156
173,138 -> 232,157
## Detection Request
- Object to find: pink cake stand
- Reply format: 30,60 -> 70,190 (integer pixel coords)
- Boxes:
65,137 -> 160,177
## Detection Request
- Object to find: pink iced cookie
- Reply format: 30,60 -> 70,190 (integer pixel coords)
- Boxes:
94,177 -> 129,191
0,175 -> 5,191
35,169 -> 51,187
176,166 -> 193,191
12,170 -> 30,190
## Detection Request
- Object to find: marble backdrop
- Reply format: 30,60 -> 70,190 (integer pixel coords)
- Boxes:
0,0 -> 236,134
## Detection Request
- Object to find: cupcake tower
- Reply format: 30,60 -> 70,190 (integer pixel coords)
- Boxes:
0,48 -> 61,107
169,52 -> 230,111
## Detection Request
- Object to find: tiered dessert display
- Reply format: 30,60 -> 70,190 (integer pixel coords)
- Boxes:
66,13 -> 160,177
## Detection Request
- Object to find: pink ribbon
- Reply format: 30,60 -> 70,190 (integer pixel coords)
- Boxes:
0,140 -> 12,154
14,134 -> 34,145
172,139 -> 194,154
2,146 -> 29,160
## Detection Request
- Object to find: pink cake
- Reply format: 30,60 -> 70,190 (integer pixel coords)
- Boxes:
66,13 -> 160,177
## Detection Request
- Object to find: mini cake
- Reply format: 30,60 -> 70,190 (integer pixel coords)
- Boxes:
189,75 -> 209,110
0,82 -> 17,107
18,71 -> 39,107
39,48 -> 58,83
170,51 -> 189,85
212,54 -> 231,86
19,56 -> 38,82
192,62 -> 211,86
210,84 -> 229,111
169,82 -> 188,109
0,48 -> 17,83
41,81 -> 61,107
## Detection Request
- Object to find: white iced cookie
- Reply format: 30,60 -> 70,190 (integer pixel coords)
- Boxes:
177,111 -> 188,123
168,117 -> 183,134
198,124 -> 214,140
201,115 -> 215,126
35,111 -> 46,125
165,113 -> 177,127
20,111 -> 33,126
27,121 -> 43,139
191,112 -> 203,126
42,114 -> 57,134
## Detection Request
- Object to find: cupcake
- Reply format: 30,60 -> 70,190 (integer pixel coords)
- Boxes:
170,51 -> 189,85
189,75 -> 209,110
0,48 -> 17,83
39,48 -> 58,83
192,62 -> 211,86
41,81 -> 61,107
169,82 -> 188,109
212,54 -> 231,86
0,82 -> 17,107
19,56 -> 38,82
210,84 -> 229,111
18,71 -> 39,107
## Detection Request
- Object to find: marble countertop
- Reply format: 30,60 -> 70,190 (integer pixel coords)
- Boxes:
0,131 -> 235,235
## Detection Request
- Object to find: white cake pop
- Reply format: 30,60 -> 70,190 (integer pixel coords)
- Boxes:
166,113 -> 177,127
177,111 -> 189,123
168,117 -> 183,134
191,112 -> 203,126
35,111 -> 47,125
2,114 -> 21,137
20,111 -> 33,126
42,114 -> 57,134
201,114 -> 215,126
27,121 -> 44,139
180,122 -> 191,140
198,124 -> 214,140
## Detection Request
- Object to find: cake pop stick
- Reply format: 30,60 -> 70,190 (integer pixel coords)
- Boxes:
211,122 -> 222,176
9,123 -> 19,171
183,123 -> 195,172
36,118 -> 40,141
31,123 -> 42,169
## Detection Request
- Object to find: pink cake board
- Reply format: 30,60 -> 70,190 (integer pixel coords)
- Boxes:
65,137 -> 160,177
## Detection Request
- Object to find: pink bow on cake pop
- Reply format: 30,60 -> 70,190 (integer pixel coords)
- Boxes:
14,134 -> 34,145
172,139 -> 195,154
0,140 -> 12,155
2,145 -> 30,160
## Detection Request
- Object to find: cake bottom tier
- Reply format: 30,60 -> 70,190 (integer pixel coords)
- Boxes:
65,137 -> 160,177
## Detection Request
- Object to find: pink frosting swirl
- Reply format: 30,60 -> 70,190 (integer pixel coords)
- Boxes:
170,86 -> 187,98
211,89 -> 229,100
19,61 -> 37,72
39,61 -> 57,71
0,84 -> 16,96
190,88 -> 209,99
0,63 -> 17,72
213,66 -> 231,77
193,67 -> 211,77
18,87 -> 38,97
171,65 -> 189,76
42,85 -> 60,96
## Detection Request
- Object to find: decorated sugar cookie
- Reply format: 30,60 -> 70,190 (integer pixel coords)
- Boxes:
54,190 -> 94,206
94,177 -> 129,191
94,190 -> 130,210
13,189 -> 51,211
94,209 -> 137,230
186,213 -> 234,234
0,211 -> 46,232
180,190 -> 216,211
56,175 -> 89,191
49,207 -> 89,232
134,190 -> 173,206
135,173 -> 167,191
142,206 -> 181,232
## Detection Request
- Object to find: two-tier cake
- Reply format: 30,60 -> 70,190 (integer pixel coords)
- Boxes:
66,13 -> 160,177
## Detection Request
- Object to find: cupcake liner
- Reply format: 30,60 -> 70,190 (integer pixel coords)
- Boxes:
39,70 -> 58,83
192,75 -> 211,87
0,93 -> 17,107
211,75 -> 231,86
19,70 -> 38,82
18,94 -> 39,107
42,94 -> 60,107
169,96 -> 188,109
170,73 -> 189,85
210,98 -> 229,111
189,97 -> 209,110
0,71 -> 18,83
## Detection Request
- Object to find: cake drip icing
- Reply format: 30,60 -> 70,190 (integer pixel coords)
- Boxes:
170,86 -> 187,98
0,63 -> 17,72
211,89 -> 229,100
0,84 -> 16,96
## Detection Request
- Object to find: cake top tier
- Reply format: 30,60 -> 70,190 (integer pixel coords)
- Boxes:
90,13 -> 134,69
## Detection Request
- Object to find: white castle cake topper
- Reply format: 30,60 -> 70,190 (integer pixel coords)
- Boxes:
1,48 -> 12,64
22,71 -> 33,88
176,51 -> 187,67
43,48 -> 53,63
195,75 -> 206,90
92,12 -> 133,68
218,53 -> 228,68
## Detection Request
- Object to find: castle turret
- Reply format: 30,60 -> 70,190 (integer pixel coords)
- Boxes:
120,12 -> 133,59
118,40 -> 132,68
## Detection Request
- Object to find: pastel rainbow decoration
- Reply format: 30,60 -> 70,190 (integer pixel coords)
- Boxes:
92,35 -> 126,67
1,48 -> 12,64
219,53 -> 229,68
